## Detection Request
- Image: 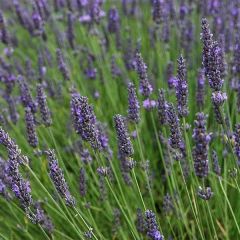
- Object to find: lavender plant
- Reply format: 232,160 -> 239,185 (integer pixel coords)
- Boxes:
0,1 -> 240,239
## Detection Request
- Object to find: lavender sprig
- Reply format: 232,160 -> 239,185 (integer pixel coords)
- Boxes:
25,107 -> 38,148
71,94 -> 101,150
114,114 -> 134,158
46,149 -> 75,206
36,84 -> 52,127
145,210 -> 164,240
175,55 -> 189,117
127,82 -> 140,123
192,113 -> 210,178
135,51 -> 153,97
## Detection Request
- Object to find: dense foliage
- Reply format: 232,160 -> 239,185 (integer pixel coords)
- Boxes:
0,1 -> 240,239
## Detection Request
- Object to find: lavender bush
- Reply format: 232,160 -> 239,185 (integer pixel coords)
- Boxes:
0,1 -> 239,239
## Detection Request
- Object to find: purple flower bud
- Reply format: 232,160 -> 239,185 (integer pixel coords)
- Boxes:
211,91 -> 227,106
127,82 -> 140,123
135,51 -> 153,97
37,84 -> 52,127
97,166 -> 109,177
175,55 -> 189,117
192,113 -> 210,178
12,178 -> 33,209
25,107 -> 38,148
166,103 -> 184,150
46,149 -> 75,206
145,210 -> 164,240
197,186 -> 213,200
114,114 -> 134,158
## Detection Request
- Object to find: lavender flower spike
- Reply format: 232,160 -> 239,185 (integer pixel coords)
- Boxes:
135,51 -> 153,97
145,210 -> 164,240
46,149 -> 75,206
192,113 -> 210,178
8,150 -> 32,210
127,82 -> 140,123
201,18 -> 213,79
37,84 -> 52,127
114,114 -> 134,158
175,55 -> 189,117
25,107 -> 38,148
166,103 -> 184,150
71,94 -> 101,150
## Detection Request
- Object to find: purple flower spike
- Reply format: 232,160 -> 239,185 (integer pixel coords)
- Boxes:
25,107 -> 38,148
145,210 -> 164,240
135,51 -> 153,97
166,103 -> 184,150
46,149 -> 75,206
37,84 -> 52,127
71,94 -> 101,150
192,113 -> 210,178
127,82 -> 140,123
114,114 -> 134,158
201,18 -> 213,79
175,55 -> 189,117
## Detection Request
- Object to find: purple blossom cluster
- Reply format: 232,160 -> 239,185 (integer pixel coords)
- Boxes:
192,113 -> 211,178
46,149 -> 75,206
